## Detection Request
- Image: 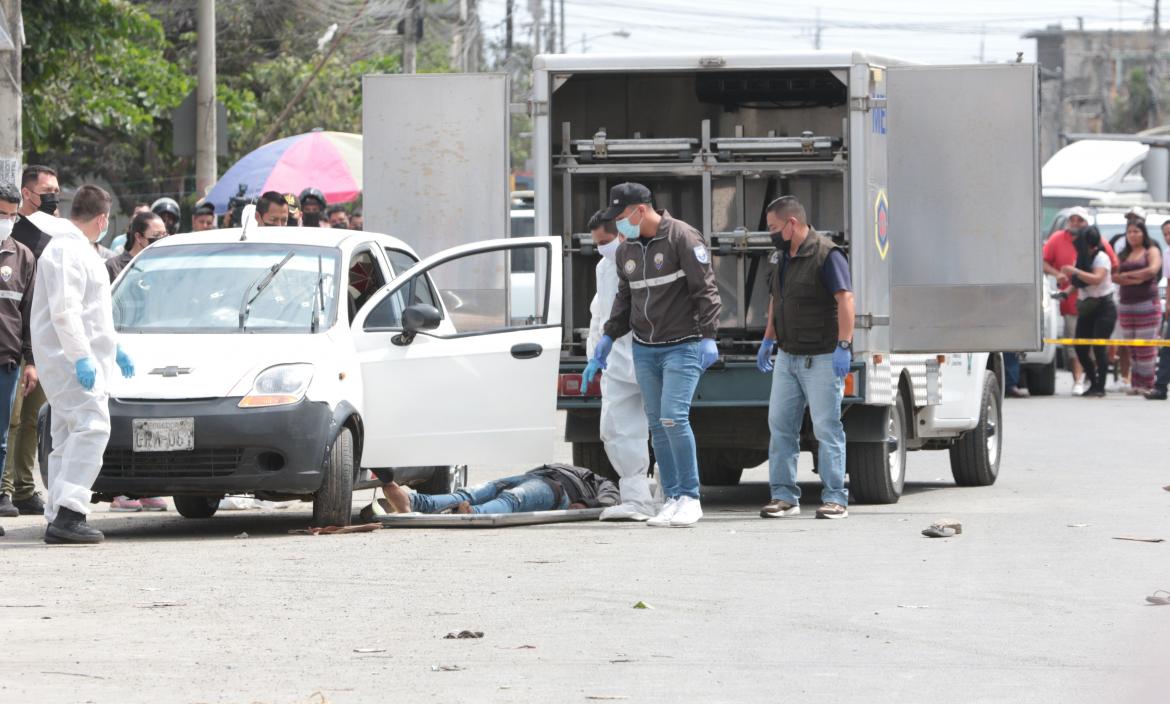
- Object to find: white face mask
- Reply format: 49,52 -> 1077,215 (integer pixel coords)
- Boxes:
597,237 -> 621,261
0,219 -> 13,239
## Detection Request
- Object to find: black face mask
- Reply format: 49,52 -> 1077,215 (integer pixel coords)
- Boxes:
331,222 -> 348,229
37,193 -> 59,215
302,212 -> 320,227
770,232 -> 786,250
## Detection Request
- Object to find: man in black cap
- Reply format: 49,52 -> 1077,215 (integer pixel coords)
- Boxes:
299,188 -> 327,228
582,182 -> 721,528
191,201 -> 217,232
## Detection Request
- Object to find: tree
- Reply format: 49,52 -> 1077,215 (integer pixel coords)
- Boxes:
1109,67 -> 1155,134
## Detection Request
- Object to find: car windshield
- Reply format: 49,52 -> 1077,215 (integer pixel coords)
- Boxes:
114,243 -> 340,333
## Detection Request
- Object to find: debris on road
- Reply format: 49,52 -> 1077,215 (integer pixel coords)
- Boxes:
234,532 -> 249,539
353,648 -> 387,654
288,524 -> 381,536
1145,590 -> 1170,606
897,604 -> 930,609
632,600 -> 653,609
430,664 -> 464,672
444,630 -> 484,639
921,525 -> 956,538
1067,523 -> 1090,528
1112,536 -> 1165,543
136,601 -> 185,609
585,696 -> 629,701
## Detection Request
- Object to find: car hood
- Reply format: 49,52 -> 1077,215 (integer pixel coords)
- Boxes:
110,333 -> 332,400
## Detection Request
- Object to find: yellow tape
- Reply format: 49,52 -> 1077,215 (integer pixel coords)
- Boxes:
1044,338 -> 1170,347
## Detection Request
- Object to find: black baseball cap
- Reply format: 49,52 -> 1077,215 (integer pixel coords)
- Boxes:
193,201 -> 216,216
601,182 -> 652,220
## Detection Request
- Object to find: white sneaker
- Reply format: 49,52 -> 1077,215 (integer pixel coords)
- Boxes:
669,496 -> 703,527
646,498 -> 680,527
1072,381 -> 1085,396
600,502 -> 654,522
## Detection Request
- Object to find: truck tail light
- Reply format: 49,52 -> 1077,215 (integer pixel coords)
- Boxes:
844,370 -> 859,399
559,372 -> 601,397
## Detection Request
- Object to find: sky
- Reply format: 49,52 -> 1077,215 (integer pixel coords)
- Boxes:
477,0 -> 1160,63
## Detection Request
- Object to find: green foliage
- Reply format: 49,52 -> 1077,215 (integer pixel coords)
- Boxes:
1109,67 -> 1155,133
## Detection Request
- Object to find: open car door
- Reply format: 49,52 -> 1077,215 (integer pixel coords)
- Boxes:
352,236 -> 560,468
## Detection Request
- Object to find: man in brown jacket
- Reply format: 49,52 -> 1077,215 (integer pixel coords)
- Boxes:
582,182 -> 721,528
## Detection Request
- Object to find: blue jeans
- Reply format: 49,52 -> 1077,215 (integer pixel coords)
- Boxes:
632,341 -> 703,500
0,363 -> 21,491
409,474 -> 569,514
1004,352 -> 1021,388
767,349 -> 847,506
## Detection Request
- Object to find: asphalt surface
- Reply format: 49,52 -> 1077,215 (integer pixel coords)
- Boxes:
1,374 -> 1168,704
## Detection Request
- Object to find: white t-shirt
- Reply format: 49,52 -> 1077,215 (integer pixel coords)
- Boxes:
1081,250 -> 1116,299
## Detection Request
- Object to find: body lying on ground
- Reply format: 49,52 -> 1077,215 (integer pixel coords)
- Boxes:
375,464 -> 619,515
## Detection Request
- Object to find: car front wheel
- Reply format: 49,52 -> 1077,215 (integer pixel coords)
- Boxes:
312,428 -> 355,527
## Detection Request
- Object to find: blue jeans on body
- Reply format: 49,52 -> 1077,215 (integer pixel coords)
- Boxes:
409,475 -> 569,514
767,349 -> 847,506
1004,352 -> 1021,388
0,363 -> 22,490
632,341 -> 704,500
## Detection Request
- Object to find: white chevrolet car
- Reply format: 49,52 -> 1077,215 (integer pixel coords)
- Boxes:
41,224 -> 562,526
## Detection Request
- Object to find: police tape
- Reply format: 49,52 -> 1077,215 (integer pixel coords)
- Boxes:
1043,338 -> 1170,347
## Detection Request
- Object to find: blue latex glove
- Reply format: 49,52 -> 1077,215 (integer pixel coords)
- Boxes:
75,357 -> 97,390
593,335 -> 613,369
580,358 -> 603,395
756,338 -> 776,374
116,345 -> 135,379
699,338 -> 719,371
832,345 -> 852,378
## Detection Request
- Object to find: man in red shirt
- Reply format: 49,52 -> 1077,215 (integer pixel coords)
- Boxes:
1042,206 -> 1120,394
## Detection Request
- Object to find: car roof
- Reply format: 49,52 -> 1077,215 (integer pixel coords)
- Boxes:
150,227 -> 419,258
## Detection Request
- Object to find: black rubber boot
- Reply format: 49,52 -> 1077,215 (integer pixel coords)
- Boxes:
0,494 -> 18,518
44,507 -> 104,545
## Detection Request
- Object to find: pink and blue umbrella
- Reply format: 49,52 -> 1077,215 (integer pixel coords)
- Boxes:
205,130 -> 362,214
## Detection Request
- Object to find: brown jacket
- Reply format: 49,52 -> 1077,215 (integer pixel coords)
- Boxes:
603,211 -> 721,345
0,237 -> 36,367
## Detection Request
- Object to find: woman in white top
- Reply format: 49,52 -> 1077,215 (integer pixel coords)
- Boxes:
1061,227 -> 1116,397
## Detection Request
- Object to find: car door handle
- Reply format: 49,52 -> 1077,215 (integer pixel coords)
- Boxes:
511,343 -> 543,360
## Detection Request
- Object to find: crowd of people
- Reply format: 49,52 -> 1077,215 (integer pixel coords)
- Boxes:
1006,205 -> 1170,399
0,164 -> 364,538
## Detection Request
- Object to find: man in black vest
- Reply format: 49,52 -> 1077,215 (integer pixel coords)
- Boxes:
756,196 -> 854,520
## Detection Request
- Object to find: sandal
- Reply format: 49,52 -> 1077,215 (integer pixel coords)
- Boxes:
1146,590 -> 1170,606
922,525 -> 956,538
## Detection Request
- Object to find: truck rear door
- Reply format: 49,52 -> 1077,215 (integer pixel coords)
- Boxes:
886,63 -> 1041,353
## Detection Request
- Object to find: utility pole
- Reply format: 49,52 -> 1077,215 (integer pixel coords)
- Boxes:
0,0 -> 20,191
1150,0 -> 1161,127
813,7 -> 822,50
505,0 -> 513,59
559,0 -> 565,53
530,0 -> 542,55
548,0 -> 557,55
195,0 -> 217,198
403,0 -> 420,74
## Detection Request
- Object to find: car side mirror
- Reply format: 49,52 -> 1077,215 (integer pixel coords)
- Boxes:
393,304 -> 442,346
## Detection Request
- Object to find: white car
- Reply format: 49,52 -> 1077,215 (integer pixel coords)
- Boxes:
41,225 -> 562,526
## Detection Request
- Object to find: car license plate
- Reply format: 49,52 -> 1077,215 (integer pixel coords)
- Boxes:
132,418 -> 195,453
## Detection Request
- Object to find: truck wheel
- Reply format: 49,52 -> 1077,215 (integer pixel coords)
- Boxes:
846,392 -> 907,504
571,442 -> 619,482
698,448 -> 744,486
950,370 -> 1002,487
173,495 -> 221,519
1025,361 -> 1056,396
416,466 -> 467,494
312,427 -> 355,527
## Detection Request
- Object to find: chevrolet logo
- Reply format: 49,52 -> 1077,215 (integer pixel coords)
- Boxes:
149,366 -> 193,378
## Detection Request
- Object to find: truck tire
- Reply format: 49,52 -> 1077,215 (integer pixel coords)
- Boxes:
173,495 -> 221,519
698,448 -> 744,487
312,428 -> 355,527
572,442 -> 619,482
950,370 -> 1002,487
846,392 -> 907,504
1025,361 -> 1056,396
416,466 -> 467,494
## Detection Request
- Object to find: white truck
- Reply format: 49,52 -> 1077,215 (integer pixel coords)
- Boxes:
363,51 -> 1043,504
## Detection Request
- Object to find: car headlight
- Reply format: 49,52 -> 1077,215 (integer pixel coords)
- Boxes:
239,364 -> 314,408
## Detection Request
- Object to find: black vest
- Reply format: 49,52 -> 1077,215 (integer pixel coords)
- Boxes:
771,230 -> 841,355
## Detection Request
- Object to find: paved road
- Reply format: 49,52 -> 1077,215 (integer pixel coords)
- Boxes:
2,379 -> 1168,703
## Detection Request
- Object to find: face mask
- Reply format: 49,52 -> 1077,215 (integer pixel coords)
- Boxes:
770,232 -> 786,250
616,208 -> 642,240
332,222 -> 348,229
0,219 -> 12,239
302,212 -> 320,227
37,193 -> 59,215
597,238 -> 621,261
98,215 -> 109,242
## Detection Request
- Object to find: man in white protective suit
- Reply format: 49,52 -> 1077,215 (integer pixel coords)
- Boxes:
583,209 -> 658,521
29,185 -> 135,544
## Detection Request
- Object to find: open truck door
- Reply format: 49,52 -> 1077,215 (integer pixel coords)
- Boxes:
886,63 -> 1041,353
352,237 -> 561,467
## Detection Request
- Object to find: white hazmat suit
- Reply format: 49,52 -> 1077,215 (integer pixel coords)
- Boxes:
587,246 -> 657,519
27,212 -> 118,522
